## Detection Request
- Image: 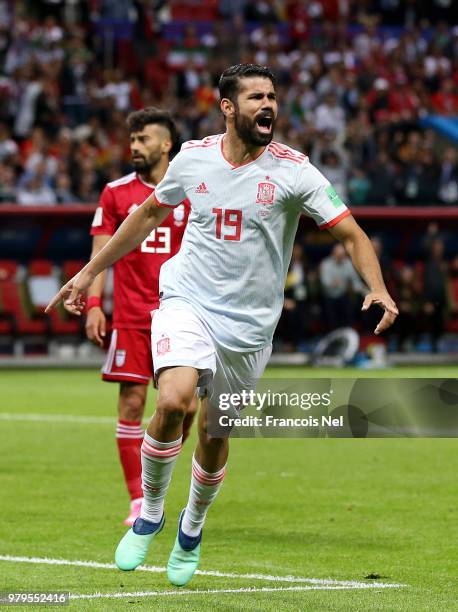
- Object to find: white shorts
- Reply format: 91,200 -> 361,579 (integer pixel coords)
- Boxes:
151,304 -> 272,410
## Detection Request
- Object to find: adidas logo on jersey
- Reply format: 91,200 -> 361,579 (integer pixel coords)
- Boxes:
195,182 -> 209,194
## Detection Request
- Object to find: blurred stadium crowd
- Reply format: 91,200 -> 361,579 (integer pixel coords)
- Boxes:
0,0 -> 457,357
0,0 -> 457,206
279,227 -> 458,353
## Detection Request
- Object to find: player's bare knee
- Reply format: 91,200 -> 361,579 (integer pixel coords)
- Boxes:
155,392 -> 190,425
119,385 -> 147,421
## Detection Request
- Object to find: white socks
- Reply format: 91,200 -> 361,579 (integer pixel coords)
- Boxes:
139,435 -> 226,535
181,455 -> 226,537
140,433 -> 182,523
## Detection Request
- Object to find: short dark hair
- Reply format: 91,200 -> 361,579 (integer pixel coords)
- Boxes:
126,107 -> 178,146
218,64 -> 276,103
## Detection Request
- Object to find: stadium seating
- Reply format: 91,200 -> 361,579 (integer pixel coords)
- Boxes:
27,260 -> 81,337
0,259 -> 89,354
0,260 -> 48,354
62,260 -> 86,282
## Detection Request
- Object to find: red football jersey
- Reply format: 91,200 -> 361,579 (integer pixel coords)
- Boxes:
90,172 -> 190,330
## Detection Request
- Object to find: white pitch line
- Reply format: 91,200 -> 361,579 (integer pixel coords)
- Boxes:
70,584 -> 402,601
0,555 -> 406,589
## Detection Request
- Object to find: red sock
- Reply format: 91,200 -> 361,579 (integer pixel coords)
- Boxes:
116,419 -> 143,501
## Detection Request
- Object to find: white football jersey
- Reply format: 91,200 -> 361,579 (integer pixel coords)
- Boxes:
155,134 -> 350,351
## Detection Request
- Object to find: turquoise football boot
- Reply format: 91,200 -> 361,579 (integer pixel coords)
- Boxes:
167,510 -> 202,587
115,515 -> 165,571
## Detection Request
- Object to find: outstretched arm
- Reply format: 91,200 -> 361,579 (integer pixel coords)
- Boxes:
46,194 -> 170,314
328,215 -> 398,335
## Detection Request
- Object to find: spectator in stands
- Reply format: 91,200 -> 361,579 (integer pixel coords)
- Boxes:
319,243 -> 365,330
219,0 -> 246,20
344,112 -> 376,170
20,128 -> 57,178
391,264 -> 421,351
318,148 -> 348,203
34,76 -> 62,138
277,243 -> 308,351
419,147 -> 441,203
55,171 -> 78,204
366,78 -> 390,124
17,166 -> 57,206
431,78 -> 458,115
395,144 -> 440,205
75,169 -> 100,203
244,0 -> 280,23
0,162 -> 17,202
99,0 -> 135,20
438,147 -> 458,204
0,124 -> 18,162
367,151 -> 396,205
421,221 -> 445,259
421,238 -> 451,351
314,92 -> 346,135
0,3 -> 455,207
100,69 -> 132,113
348,168 -> 371,205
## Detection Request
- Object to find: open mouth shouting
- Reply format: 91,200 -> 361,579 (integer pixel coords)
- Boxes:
255,114 -> 274,135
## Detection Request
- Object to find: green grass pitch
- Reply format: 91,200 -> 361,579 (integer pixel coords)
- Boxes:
0,366 -> 457,610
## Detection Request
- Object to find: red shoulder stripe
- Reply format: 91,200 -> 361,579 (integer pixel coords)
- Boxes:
182,135 -> 221,150
268,143 -> 307,163
268,151 -> 306,164
269,142 -> 306,159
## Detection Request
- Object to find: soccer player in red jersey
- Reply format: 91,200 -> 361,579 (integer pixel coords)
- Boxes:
86,108 -> 195,526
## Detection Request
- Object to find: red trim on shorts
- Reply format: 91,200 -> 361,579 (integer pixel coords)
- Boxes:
319,209 -> 351,230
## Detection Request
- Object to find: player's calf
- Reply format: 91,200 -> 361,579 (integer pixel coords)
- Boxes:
119,383 -> 147,422
116,383 -> 147,524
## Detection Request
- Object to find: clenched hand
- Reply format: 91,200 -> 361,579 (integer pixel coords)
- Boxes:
362,292 -> 399,335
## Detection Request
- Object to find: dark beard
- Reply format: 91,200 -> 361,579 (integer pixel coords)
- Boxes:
132,151 -> 162,175
132,158 -> 152,173
234,108 -> 274,146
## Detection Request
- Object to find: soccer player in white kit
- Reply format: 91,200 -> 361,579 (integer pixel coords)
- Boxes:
47,64 -> 398,587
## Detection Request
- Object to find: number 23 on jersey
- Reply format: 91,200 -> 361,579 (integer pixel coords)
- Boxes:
141,227 -> 171,253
